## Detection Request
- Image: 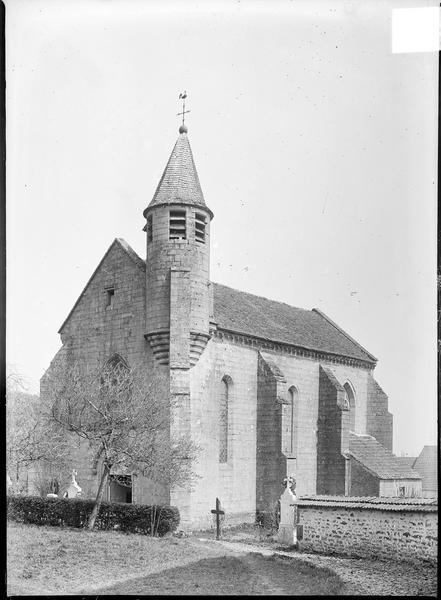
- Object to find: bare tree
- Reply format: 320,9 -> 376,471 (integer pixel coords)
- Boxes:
6,365 -> 70,494
45,360 -> 199,530
6,365 -> 29,393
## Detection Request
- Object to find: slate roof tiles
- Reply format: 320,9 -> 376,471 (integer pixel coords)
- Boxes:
146,133 -> 207,211
348,433 -> 421,480
212,282 -> 376,364
413,446 -> 438,494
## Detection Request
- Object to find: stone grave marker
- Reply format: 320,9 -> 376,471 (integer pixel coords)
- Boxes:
277,476 -> 298,546
63,469 -> 82,498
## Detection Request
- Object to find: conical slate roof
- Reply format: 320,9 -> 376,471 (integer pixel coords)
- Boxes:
145,132 -> 210,215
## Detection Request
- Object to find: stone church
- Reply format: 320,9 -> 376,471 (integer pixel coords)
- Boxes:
41,123 -> 421,528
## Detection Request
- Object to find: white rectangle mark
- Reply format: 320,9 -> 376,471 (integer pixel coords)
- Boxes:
392,7 -> 440,53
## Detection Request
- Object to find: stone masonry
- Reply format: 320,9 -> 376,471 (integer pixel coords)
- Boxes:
297,496 -> 437,565
39,126 -> 406,529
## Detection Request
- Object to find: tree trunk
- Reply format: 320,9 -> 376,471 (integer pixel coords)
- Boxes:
87,464 -> 109,530
153,506 -> 163,537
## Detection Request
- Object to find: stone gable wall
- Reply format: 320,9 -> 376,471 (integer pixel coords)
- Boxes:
297,497 -> 437,565
59,241 -> 149,369
42,242 -> 170,506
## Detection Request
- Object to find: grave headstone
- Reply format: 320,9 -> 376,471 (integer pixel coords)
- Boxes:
277,476 -> 298,546
63,469 -> 82,498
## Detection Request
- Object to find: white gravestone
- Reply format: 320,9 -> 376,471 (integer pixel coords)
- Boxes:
277,476 -> 298,546
63,469 -> 82,499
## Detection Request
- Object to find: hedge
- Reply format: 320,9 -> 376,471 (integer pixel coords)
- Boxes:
7,495 -> 180,536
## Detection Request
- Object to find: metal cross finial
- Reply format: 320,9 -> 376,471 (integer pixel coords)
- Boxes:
177,91 -> 191,126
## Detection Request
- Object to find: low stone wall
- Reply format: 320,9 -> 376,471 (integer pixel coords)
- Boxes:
297,496 -> 437,565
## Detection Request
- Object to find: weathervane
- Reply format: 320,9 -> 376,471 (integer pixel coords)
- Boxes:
177,91 -> 190,132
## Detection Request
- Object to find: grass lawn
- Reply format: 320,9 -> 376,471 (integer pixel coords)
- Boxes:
7,522 -> 344,596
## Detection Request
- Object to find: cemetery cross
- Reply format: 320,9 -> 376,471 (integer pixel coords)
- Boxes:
211,497 -> 225,540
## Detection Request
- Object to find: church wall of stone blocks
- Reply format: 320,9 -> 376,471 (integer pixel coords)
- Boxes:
40,126 -> 416,530
186,332 -> 392,528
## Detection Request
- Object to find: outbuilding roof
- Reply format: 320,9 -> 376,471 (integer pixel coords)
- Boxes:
396,456 -> 417,470
348,433 -> 422,480
413,446 -> 438,494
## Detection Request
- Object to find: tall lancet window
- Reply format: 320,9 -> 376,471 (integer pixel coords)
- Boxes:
344,382 -> 356,432
219,376 -> 231,463
283,386 -> 299,455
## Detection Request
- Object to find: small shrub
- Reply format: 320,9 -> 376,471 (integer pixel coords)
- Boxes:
7,495 -> 179,536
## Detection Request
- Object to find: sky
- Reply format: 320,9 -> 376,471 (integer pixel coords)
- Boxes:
6,0 -> 438,456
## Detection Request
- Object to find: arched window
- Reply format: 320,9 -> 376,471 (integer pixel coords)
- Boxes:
344,382 -> 356,432
283,386 -> 299,455
100,355 -> 131,398
100,355 -> 133,503
219,376 -> 231,463
106,354 -> 129,372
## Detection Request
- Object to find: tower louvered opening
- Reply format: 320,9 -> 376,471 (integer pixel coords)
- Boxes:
169,209 -> 187,240
147,215 -> 153,242
195,212 -> 206,243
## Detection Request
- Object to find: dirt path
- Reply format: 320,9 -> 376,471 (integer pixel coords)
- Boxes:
199,538 -> 437,596
76,540 -> 343,596
236,554 -> 299,596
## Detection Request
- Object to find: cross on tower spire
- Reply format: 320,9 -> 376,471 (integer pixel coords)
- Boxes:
177,91 -> 190,133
